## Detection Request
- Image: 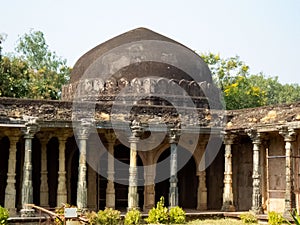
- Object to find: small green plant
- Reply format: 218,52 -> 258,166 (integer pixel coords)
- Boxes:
239,212 -> 257,224
145,196 -> 169,224
268,211 -> 284,225
0,206 -> 9,225
286,209 -> 300,225
86,211 -> 98,225
169,206 -> 186,224
124,209 -> 142,225
91,208 -> 121,225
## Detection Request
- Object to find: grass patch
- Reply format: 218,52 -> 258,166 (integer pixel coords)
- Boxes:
187,218 -> 257,225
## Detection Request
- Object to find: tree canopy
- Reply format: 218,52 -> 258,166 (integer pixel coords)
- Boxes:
200,52 -> 300,110
0,30 -> 71,99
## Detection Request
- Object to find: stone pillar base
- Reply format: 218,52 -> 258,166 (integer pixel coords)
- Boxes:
250,207 -> 263,215
221,202 -> 235,212
7,208 -> 17,216
20,208 -> 35,217
197,204 -> 207,211
128,186 -> 139,210
106,192 -> 115,209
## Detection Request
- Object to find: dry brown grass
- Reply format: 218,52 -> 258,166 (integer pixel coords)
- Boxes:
187,218 -> 257,225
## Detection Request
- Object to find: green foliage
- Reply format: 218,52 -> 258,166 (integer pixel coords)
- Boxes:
0,206 -> 9,225
0,56 -> 31,98
268,211 -> 284,225
169,206 -> 186,224
145,196 -> 169,224
201,52 -> 300,109
286,209 -> 300,225
89,208 -> 121,225
239,212 -> 257,224
0,30 -> 71,99
124,209 -> 142,225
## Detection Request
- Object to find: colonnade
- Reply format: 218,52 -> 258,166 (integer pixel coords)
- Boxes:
1,122 -> 298,215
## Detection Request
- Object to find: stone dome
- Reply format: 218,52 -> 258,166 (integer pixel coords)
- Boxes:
61,27 -> 219,110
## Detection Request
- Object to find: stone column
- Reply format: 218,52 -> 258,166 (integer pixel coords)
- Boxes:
221,133 -> 235,211
279,126 -> 296,215
21,119 -> 39,216
57,135 -> 69,207
39,136 -> 49,208
246,129 -> 263,214
197,171 -> 207,210
4,132 -> 20,215
168,126 -> 180,208
143,153 -> 155,211
105,130 -> 116,209
128,121 -> 143,210
76,123 -> 90,210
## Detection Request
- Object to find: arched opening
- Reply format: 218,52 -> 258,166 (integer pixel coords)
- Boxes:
47,137 -> 59,208
16,140 -> 24,210
32,137 -> 41,206
97,150 -> 107,209
232,137 -> 253,211
98,144 -> 144,210
178,154 -> 197,209
206,144 -> 224,210
155,146 -> 198,209
0,137 -> 9,206
66,136 -> 79,206
155,149 -> 170,206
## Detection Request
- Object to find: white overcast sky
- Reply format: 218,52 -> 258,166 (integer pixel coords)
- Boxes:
1,0 -> 299,84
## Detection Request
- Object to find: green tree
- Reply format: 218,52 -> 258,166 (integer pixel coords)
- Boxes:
201,52 -> 300,109
0,56 -> 31,98
200,52 -> 266,109
0,30 -> 71,99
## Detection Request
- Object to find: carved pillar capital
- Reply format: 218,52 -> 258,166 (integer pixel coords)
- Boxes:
129,120 -> 144,142
279,126 -> 296,142
75,120 -> 92,140
22,118 -> 40,139
168,123 -> 181,144
245,129 -> 267,145
223,132 -> 236,145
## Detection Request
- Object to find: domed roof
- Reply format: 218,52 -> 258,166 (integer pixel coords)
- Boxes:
69,27 -> 212,84
62,27 -> 220,112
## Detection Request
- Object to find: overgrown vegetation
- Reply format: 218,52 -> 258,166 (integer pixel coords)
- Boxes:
124,208 -> 142,225
286,209 -> 300,225
268,211 -> 285,225
145,197 -> 186,224
88,208 -> 121,225
239,212 -> 257,224
145,197 -> 169,224
0,206 -> 9,225
169,206 -> 186,224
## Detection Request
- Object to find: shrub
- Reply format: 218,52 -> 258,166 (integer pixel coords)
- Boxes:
239,212 -> 257,224
0,206 -> 9,225
145,197 -> 169,224
169,206 -> 186,224
268,211 -> 284,225
286,209 -> 300,225
86,211 -> 98,225
92,208 -> 121,225
124,209 -> 142,225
